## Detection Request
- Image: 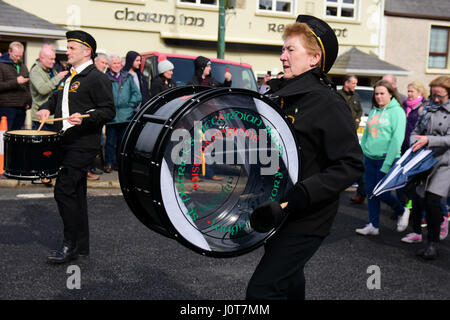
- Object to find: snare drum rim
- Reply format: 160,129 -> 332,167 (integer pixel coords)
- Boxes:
4,130 -> 61,143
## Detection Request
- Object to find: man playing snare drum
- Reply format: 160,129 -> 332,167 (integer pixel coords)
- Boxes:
37,30 -> 115,264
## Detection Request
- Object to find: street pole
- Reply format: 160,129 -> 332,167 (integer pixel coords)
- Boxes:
217,0 -> 226,59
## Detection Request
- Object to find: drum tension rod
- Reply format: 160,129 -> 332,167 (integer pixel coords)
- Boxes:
142,114 -> 168,124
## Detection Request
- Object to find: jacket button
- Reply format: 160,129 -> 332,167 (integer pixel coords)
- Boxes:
439,123 -> 442,126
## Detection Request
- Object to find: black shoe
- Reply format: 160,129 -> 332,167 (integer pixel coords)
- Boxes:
416,242 -> 439,260
90,168 -> 103,175
103,165 -> 112,173
47,243 -> 79,264
78,252 -> 89,259
78,248 -> 89,258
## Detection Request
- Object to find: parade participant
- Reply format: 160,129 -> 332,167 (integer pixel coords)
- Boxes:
37,30 -> 115,264
247,16 -> 364,300
187,56 -> 232,87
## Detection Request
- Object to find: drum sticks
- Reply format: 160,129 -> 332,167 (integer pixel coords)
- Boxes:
37,114 -> 90,132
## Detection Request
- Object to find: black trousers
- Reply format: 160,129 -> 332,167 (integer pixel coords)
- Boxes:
246,233 -> 323,300
411,190 -> 443,243
54,148 -> 98,252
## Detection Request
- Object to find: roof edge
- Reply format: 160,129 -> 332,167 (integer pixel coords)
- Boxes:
0,25 -> 66,39
384,10 -> 450,22
330,68 -> 411,76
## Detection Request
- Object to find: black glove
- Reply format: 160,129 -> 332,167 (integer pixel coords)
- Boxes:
282,183 -> 310,213
250,201 -> 284,233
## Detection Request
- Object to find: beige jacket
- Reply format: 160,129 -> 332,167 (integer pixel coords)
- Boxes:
29,61 -> 63,122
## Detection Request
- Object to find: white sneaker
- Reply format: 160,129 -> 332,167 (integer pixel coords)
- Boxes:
356,223 -> 379,235
397,207 -> 410,232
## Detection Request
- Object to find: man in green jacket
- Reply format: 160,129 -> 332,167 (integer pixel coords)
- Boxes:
30,45 -> 68,130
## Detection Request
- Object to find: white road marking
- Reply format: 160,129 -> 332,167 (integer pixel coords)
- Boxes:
16,193 -> 53,199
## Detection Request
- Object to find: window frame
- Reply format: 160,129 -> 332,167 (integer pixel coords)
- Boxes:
428,26 -> 450,70
324,0 -> 358,21
256,0 -> 295,16
178,0 -> 218,7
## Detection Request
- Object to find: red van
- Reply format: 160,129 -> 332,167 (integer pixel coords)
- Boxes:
140,52 -> 258,91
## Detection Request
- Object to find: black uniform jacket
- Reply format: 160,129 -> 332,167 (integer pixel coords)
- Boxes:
40,64 -> 115,151
271,68 -> 364,237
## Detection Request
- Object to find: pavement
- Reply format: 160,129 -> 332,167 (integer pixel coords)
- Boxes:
0,169 -> 121,189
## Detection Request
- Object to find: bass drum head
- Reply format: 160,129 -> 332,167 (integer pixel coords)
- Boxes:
119,87 -> 300,258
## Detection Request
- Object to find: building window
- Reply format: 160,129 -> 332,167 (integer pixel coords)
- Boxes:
429,26 -> 449,69
325,0 -> 356,19
179,0 -> 217,5
258,0 -> 293,14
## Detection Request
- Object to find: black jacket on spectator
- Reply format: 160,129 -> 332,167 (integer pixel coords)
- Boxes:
150,75 -> 176,97
270,68 -> 364,237
0,52 -> 32,107
124,51 -> 151,104
187,56 -> 231,88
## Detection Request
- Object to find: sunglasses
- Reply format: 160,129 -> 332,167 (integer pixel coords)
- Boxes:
431,93 -> 448,100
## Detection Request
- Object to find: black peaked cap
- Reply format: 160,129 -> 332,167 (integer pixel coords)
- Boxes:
66,30 -> 97,58
296,15 -> 338,74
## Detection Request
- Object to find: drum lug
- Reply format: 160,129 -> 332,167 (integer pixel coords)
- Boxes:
150,161 -> 160,167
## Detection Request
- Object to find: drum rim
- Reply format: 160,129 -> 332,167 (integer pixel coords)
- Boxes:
156,88 -> 299,257
118,86 -> 212,239
4,130 -> 59,137
119,86 -> 300,258
3,170 -> 59,180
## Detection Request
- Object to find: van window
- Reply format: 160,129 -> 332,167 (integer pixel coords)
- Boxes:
210,63 -> 258,91
166,57 -> 196,87
355,89 -> 374,116
146,56 -> 258,91
143,58 -> 154,90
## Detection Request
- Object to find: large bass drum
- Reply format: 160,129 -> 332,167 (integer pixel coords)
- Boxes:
119,86 -> 300,257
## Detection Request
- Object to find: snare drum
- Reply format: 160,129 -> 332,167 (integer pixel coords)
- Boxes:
3,130 -> 62,180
